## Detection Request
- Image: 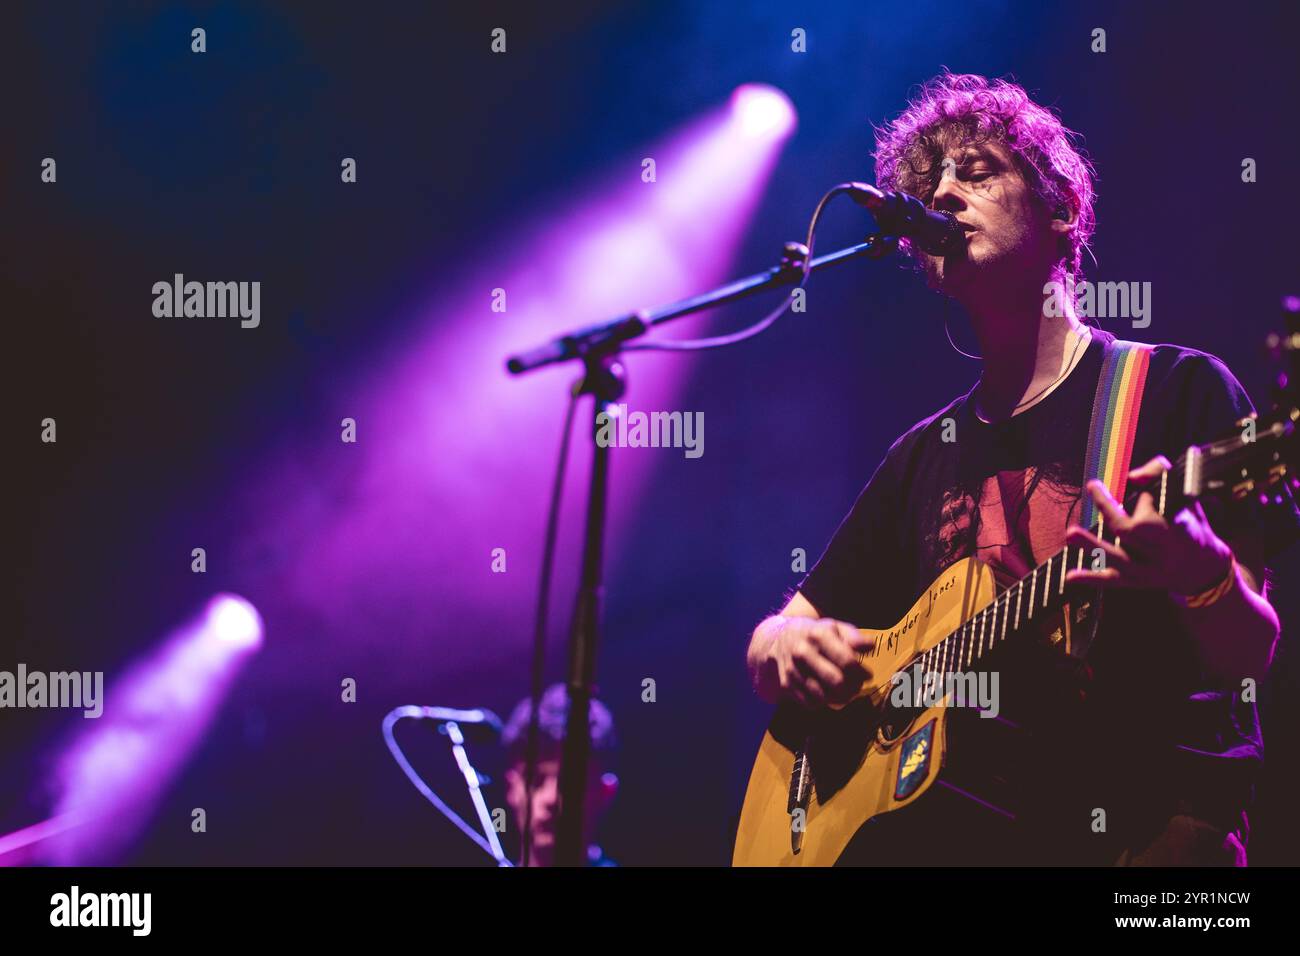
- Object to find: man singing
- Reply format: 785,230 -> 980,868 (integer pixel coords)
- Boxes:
745,71 -> 1299,865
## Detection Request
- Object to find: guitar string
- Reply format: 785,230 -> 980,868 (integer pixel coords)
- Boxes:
910,457 -> 1184,693
898,410 -> 1275,702
896,405 -> 1279,696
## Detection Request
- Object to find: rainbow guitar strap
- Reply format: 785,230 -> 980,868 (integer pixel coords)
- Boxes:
1080,336 -> 1154,534
1068,335 -> 1153,660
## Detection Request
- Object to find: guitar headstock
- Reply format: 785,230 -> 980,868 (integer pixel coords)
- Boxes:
1161,305 -> 1300,528
1181,406 -> 1300,509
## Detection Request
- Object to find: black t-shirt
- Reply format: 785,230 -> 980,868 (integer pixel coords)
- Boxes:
799,327 -> 1300,862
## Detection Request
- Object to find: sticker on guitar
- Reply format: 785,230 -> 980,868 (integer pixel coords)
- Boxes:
895,719 -> 935,800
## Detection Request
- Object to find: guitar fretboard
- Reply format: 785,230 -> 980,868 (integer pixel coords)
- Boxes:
912,456 -> 1189,685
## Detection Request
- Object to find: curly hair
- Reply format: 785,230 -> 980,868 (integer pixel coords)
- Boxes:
502,683 -> 616,768
873,71 -> 1096,282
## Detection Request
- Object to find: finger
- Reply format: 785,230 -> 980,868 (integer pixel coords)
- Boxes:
811,621 -> 873,671
794,649 -> 845,692
1115,511 -> 1167,555
1066,524 -> 1130,569
838,628 -> 876,685
809,621 -> 863,672
801,674 -> 828,705
1085,479 -> 1134,533
1128,491 -> 1164,524
1192,499 -> 1211,526
1122,495 -> 1171,548
785,661 -> 825,706
1179,499 -> 1219,539
836,623 -> 876,657
1171,505 -> 1214,542
832,623 -> 875,670
1127,455 -> 1172,485
1065,566 -> 1123,587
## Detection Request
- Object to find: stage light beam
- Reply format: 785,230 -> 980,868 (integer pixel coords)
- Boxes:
36,593 -> 264,865
730,83 -> 797,140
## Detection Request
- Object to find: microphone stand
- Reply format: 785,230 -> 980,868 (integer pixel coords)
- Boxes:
381,705 -> 511,865
442,719 -> 509,864
506,232 -> 899,866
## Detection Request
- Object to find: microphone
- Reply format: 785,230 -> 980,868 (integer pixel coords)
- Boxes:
843,183 -> 963,256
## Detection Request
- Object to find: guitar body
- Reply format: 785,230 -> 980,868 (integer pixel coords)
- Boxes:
733,556 -> 997,866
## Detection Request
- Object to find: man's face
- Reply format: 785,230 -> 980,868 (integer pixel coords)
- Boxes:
504,758 -> 616,862
918,140 -> 1058,295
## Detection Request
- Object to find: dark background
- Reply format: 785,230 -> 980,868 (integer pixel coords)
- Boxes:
5,0 -> 1298,865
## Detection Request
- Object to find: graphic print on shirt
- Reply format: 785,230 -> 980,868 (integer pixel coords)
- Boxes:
932,461 -> 1085,592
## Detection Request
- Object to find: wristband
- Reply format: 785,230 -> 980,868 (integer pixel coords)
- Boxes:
1173,555 -> 1237,609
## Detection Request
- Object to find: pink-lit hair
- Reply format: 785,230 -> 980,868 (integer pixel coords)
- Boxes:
873,71 -> 1096,281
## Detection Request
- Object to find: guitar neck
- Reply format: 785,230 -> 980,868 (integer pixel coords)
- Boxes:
919,453 -> 1197,676
913,395 -> 1299,678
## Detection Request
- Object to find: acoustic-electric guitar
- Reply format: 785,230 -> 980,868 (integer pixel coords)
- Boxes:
733,402 -> 1299,866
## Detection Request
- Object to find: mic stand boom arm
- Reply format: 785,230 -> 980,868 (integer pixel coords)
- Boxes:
506,234 -> 897,374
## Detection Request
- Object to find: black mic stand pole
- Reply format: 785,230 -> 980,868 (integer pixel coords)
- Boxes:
552,352 -> 622,867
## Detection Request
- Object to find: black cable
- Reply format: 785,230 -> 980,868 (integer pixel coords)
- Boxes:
521,387 -> 579,866
622,184 -> 851,354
